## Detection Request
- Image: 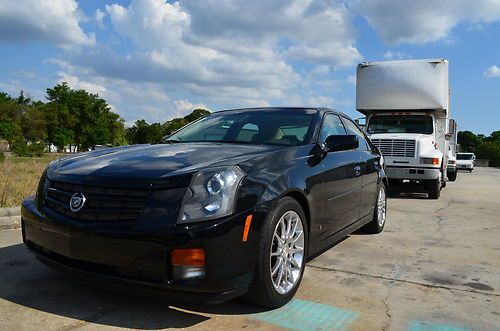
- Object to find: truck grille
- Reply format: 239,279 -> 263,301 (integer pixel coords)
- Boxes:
371,139 -> 416,158
44,181 -> 149,223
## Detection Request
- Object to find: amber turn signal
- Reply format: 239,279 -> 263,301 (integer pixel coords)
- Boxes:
171,248 -> 205,266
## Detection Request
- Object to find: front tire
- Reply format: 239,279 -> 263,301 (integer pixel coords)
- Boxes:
246,197 -> 308,308
362,183 -> 387,234
427,178 -> 441,199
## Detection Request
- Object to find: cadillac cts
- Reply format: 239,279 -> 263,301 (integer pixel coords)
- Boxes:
21,107 -> 388,308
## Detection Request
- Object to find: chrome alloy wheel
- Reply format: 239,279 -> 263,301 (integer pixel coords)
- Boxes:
269,210 -> 305,295
377,185 -> 387,227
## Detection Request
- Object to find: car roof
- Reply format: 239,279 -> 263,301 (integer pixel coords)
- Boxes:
212,107 -> 349,118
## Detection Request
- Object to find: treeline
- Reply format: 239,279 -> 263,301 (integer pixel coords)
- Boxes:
0,83 -> 210,156
458,131 -> 500,166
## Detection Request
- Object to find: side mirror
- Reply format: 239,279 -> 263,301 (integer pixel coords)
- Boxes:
325,135 -> 359,152
355,117 -> 366,127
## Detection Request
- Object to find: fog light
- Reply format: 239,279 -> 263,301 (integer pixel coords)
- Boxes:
171,249 -> 206,280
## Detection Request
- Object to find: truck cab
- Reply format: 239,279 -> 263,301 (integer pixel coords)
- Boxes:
356,59 -> 456,199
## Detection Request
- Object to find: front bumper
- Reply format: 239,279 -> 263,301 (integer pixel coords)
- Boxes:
385,166 -> 440,180
22,197 -> 269,303
457,164 -> 473,170
447,165 -> 457,173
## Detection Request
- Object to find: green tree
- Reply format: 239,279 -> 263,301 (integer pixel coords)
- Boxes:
457,131 -> 482,152
476,141 -> 500,167
45,82 -> 125,151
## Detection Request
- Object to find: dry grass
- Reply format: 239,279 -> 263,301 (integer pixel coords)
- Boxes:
0,155 -> 59,208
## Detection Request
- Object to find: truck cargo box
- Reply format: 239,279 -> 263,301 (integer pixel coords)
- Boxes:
356,59 -> 449,113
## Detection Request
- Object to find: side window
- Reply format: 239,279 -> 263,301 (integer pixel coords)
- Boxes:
341,117 -> 370,151
320,114 -> 347,142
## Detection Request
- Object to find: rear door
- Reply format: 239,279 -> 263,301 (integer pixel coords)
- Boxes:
342,117 -> 380,219
320,113 -> 362,238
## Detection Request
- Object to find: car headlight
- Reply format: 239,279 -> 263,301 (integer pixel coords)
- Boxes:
177,166 -> 245,224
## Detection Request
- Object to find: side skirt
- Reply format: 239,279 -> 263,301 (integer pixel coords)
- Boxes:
307,211 -> 374,261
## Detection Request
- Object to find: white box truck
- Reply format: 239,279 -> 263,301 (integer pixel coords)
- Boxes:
356,59 -> 457,199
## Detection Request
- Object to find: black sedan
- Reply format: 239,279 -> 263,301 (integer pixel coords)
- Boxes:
21,107 -> 387,308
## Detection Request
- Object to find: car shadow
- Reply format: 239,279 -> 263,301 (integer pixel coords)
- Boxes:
0,243 -> 268,329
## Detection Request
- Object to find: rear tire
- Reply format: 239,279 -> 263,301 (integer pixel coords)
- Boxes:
427,178 -> 441,199
448,171 -> 457,182
245,197 -> 308,308
361,183 -> 387,234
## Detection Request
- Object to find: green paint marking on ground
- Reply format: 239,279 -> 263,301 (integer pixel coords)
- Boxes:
408,320 -> 472,331
252,299 -> 358,331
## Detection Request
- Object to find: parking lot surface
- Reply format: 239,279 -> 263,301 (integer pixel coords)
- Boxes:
0,168 -> 499,331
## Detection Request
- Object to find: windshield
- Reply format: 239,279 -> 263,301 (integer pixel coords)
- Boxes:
457,154 -> 473,160
367,115 -> 433,134
164,111 -> 315,146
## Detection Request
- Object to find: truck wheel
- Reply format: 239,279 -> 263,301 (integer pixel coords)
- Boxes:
427,179 -> 441,199
448,171 -> 457,182
245,197 -> 308,308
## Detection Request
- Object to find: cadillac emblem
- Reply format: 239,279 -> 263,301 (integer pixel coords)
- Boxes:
69,193 -> 86,212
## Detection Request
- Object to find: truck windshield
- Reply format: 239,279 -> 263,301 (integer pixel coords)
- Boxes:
164,110 -> 315,146
367,115 -> 433,134
457,154 -> 473,160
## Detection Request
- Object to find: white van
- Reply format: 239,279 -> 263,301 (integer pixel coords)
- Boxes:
456,153 -> 475,172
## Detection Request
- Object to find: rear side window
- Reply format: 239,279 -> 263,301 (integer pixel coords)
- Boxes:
341,117 -> 371,151
320,114 -> 347,142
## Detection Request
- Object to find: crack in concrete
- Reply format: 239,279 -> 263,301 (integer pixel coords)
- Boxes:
307,264 -> 500,297
381,285 -> 392,331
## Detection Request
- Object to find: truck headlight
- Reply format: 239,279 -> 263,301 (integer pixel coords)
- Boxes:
421,157 -> 440,165
178,166 -> 245,224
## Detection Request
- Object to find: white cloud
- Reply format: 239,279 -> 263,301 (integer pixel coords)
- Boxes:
0,0 -> 95,47
62,0 -> 361,110
94,9 -> 107,28
383,51 -> 412,60
350,0 -> 500,44
174,100 -> 208,116
484,65 -> 500,78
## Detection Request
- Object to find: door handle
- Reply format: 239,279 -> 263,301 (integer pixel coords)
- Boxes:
354,165 -> 361,177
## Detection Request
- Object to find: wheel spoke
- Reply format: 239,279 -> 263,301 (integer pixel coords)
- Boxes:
291,230 -> 303,243
271,258 -> 282,276
290,256 -> 301,268
274,233 -> 284,246
277,263 -> 284,286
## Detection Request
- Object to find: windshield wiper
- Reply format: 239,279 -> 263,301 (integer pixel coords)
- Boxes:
160,139 -> 182,144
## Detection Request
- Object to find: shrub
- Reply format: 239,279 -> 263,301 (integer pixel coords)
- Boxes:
11,140 -> 46,157
0,151 -> 4,162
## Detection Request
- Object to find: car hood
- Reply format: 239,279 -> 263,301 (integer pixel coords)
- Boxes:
47,143 -> 279,186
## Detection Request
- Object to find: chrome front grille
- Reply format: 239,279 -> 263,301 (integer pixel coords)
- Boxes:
44,181 -> 149,222
371,139 -> 416,158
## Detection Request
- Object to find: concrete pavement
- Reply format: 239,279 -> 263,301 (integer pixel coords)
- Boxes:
0,168 -> 499,330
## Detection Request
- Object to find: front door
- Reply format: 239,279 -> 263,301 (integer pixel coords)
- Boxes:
319,114 -> 362,238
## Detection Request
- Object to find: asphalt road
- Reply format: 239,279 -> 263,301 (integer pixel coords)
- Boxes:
0,168 -> 499,331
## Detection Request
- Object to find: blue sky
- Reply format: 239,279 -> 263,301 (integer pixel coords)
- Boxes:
0,0 -> 499,134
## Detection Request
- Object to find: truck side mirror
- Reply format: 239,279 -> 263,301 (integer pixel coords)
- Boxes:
325,135 -> 359,152
355,118 -> 366,127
